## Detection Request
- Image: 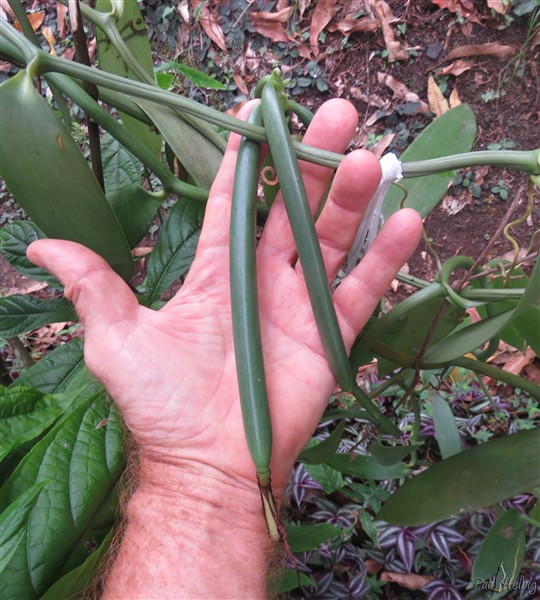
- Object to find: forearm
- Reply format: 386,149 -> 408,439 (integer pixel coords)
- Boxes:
103,457 -> 274,599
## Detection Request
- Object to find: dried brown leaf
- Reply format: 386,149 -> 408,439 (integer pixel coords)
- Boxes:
310,0 -> 338,55
251,11 -> 310,58
42,26 -> 57,55
378,72 -> 429,112
251,7 -> 294,24
233,71 -> 249,95
449,86 -> 462,107
0,61 -> 12,72
430,0 -> 482,23
374,1 -> 407,61
370,132 -> 395,158
191,0 -> 228,54
14,10 -> 45,32
446,42 -> 516,61
56,1 -> 67,37
298,0 -> 312,18
437,59 -> 474,77
427,75 -> 449,116
487,0 -> 508,15
380,571 -> 434,590
330,17 -> 378,35
504,348 -> 537,375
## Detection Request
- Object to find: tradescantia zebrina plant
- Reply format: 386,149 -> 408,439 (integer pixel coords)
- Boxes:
1,1 -> 539,597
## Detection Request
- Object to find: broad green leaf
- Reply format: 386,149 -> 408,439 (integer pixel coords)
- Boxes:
321,408 -> 370,421
108,184 -> 162,248
101,132 -> 142,196
304,462 -> 344,494
0,387 -> 63,462
155,62 -> 227,90
514,305 -> 540,355
378,428 -> 540,525
383,104 -> 476,220
327,453 -> 408,480
13,339 -> 97,397
273,569 -> 313,594
0,392 -> 125,598
135,98 -> 223,189
0,295 -> 77,337
299,421 -> 346,465
424,257 -> 540,363
0,482 -> 48,574
156,72 -> 174,90
0,71 -> 133,280
285,523 -> 342,553
143,199 -> 205,305
368,439 -> 424,466
95,0 -> 162,156
471,509 -> 526,589
423,309 -> 514,364
100,135 -> 161,247
40,530 -> 114,600
432,394 -> 462,459
0,222 -> 58,285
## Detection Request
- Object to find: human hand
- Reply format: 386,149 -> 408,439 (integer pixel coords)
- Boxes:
28,99 -> 422,497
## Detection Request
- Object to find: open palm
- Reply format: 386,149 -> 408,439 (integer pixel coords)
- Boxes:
28,99 -> 422,495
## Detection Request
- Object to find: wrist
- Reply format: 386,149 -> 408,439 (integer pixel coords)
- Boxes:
104,454 -> 274,599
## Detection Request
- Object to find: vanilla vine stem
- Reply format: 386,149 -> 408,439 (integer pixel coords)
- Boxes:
1,19 -> 539,178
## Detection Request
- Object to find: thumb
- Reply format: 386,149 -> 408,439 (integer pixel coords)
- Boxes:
27,239 -> 139,330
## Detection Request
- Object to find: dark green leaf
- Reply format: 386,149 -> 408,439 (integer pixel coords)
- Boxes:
0,222 -> 58,285
432,394 -> 462,459
368,439 -> 424,466
0,71 -> 133,280
135,99 -> 223,188
0,392 -> 125,598
13,339 -> 97,397
327,453 -> 408,480
0,295 -> 77,337
108,184 -> 162,248
0,387 -> 63,462
471,509 -> 526,588
383,104 -> 476,220
378,429 -> 540,525
40,530 -> 114,600
285,523 -> 342,553
0,482 -> 49,574
514,305 -> 540,355
299,421 -> 346,465
304,462 -> 344,493
156,62 -> 227,90
424,258 -> 539,363
95,0 -> 162,156
143,199 -> 205,304
155,72 -> 174,90
273,569 -> 313,594
101,132 -> 142,197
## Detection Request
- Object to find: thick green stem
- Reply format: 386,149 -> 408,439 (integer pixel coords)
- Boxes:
46,72 -> 208,202
2,20 -> 539,174
402,150 -> 540,177
372,340 -> 540,399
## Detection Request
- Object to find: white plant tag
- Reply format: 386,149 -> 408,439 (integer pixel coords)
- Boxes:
345,153 -> 403,274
